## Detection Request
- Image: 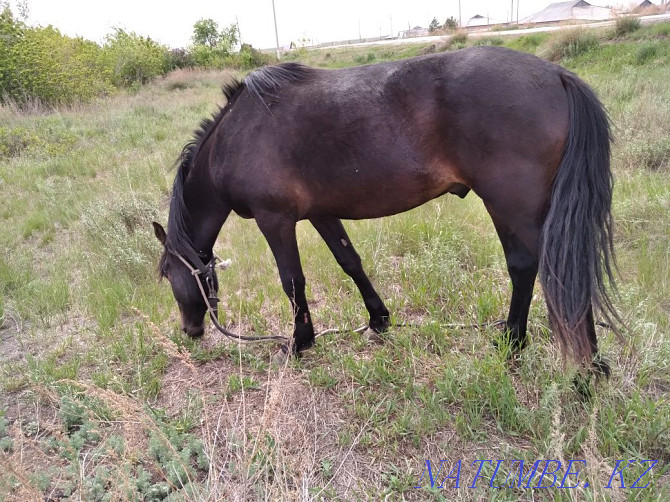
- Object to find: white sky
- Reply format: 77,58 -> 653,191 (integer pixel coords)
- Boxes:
11,0 -> 617,50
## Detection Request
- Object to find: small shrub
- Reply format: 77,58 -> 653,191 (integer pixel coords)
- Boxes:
229,43 -> 274,69
162,69 -> 195,91
473,37 -> 504,47
103,28 -> 170,88
635,43 -> 658,65
539,28 -> 599,61
614,16 -> 641,37
420,44 -> 436,55
353,52 -> 376,64
506,33 -> 548,54
622,139 -> 670,171
81,194 -> 159,281
451,30 -> 468,44
0,126 -> 39,158
0,411 -> 12,453
165,48 -> 194,70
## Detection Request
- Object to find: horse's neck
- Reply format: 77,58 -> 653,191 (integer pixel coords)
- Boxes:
182,171 -> 227,257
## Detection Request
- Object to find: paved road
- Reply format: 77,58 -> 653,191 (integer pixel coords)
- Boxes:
317,12 -> 670,51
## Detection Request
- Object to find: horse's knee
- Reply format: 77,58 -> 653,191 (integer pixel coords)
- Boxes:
281,274 -> 306,298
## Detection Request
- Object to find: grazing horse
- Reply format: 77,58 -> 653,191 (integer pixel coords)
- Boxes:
153,46 -> 619,373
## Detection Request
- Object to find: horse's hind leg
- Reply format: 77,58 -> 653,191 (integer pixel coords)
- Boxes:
255,213 -> 314,355
310,217 -> 390,333
586,306 -> 610,377
485,206 -> 541,355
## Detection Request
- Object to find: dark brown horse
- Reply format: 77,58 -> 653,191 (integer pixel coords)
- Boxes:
153,46 -> 620,373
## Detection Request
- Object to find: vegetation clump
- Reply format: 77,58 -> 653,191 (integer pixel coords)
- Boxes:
614,16 -> 641,37
0,6 -> 270,108
538,28 -> 599,61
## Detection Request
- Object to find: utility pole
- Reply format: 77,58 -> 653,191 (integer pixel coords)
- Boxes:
271,0 -> 280,59
510,0 -> 514,24
458,0 -> 462,28
517,0 -> 520,24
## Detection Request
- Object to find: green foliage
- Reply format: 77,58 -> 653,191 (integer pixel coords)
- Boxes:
0,11 -> 111,106
165,48 -> 194,70
635,42 -> 658,65
450,30 -> 468,44
614,16 -> 641,37
232,43 -> 273,69
428,17 -> 441,33
472,36 -> 504,47
190,19 -> 240,69
103,28 -> 170,88
504,32 -> 548,54
192,18 -> 220,48
0,6 -> 171,106
539,28 -> 599,61
0,6 -> 266,106
148,422 -> 208,489
0,410 -> 12,453
444,16 -> 459,31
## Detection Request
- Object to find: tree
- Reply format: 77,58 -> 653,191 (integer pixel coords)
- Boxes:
190,19 -> 239,68
444,16 -> 458,31
192,18 -> 238,51
428,17 -> 441,33
192,18 -> 220,48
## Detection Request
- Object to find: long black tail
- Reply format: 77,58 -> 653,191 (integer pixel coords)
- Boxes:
539,71 -> 621,364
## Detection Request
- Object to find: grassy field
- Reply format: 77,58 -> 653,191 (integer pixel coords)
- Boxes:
1,21 -> 669,501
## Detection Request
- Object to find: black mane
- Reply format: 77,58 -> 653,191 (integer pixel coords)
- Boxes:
244,62 -> 313,108
161,79 -> 244,274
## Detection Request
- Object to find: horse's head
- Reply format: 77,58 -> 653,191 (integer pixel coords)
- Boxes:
152,222 -> 218,338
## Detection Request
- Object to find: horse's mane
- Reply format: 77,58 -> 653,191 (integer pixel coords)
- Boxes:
244,62 -> 313,106
161,80 -> 243,272
162,63 -> 313,273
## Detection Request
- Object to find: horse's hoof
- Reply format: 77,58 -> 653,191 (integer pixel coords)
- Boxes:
271,346 -> 291,367
363,327 -> 384,344
493,333 -> 526,359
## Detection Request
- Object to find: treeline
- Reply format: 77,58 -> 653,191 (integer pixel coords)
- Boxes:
0,6 -> 272,107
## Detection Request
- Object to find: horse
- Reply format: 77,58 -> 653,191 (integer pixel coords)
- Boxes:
153,45 -> 620,374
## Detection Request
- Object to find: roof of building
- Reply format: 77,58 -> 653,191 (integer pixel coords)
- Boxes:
521,1 -> 612,23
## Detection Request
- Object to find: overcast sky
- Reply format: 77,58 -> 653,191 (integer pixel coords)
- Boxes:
12,0 -> 619,49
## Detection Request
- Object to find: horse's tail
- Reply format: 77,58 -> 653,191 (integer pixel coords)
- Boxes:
538,71 -> 621,364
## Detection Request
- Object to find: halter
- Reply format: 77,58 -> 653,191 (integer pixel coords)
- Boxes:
169,248 -> 289,343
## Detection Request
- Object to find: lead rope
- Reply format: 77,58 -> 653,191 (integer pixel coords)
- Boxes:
174,252 -> 288,343
174,251 -> 507,344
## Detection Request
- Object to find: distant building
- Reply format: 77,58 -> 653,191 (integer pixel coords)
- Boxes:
466,14 -> 507,29
520,1 -> 613,25
398,26 -> 429,38
631,0 -> 656,13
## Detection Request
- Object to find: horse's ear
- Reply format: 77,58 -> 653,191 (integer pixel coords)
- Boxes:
152,221 -> 167,246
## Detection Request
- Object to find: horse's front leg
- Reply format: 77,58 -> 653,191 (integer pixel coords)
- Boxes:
310,216 -> 389,334
255,212 -> 315,358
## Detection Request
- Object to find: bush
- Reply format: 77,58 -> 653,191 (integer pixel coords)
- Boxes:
228,43 -> 273,69
1,6 -> 170,106
473,37 -> 504,47
539,28 -> 599,61
103,29 -> 170,88
166,48 -> 195,70
451,31 -> 468,44
9,26 -> 112,106
505,33 -> 548,54
636,43 -> 658,65
614,16 -> 641,37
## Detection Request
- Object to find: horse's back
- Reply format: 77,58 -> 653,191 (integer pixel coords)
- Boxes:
216,47 -> 571,220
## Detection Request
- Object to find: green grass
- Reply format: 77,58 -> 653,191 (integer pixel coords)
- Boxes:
1,22 -> 669,501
